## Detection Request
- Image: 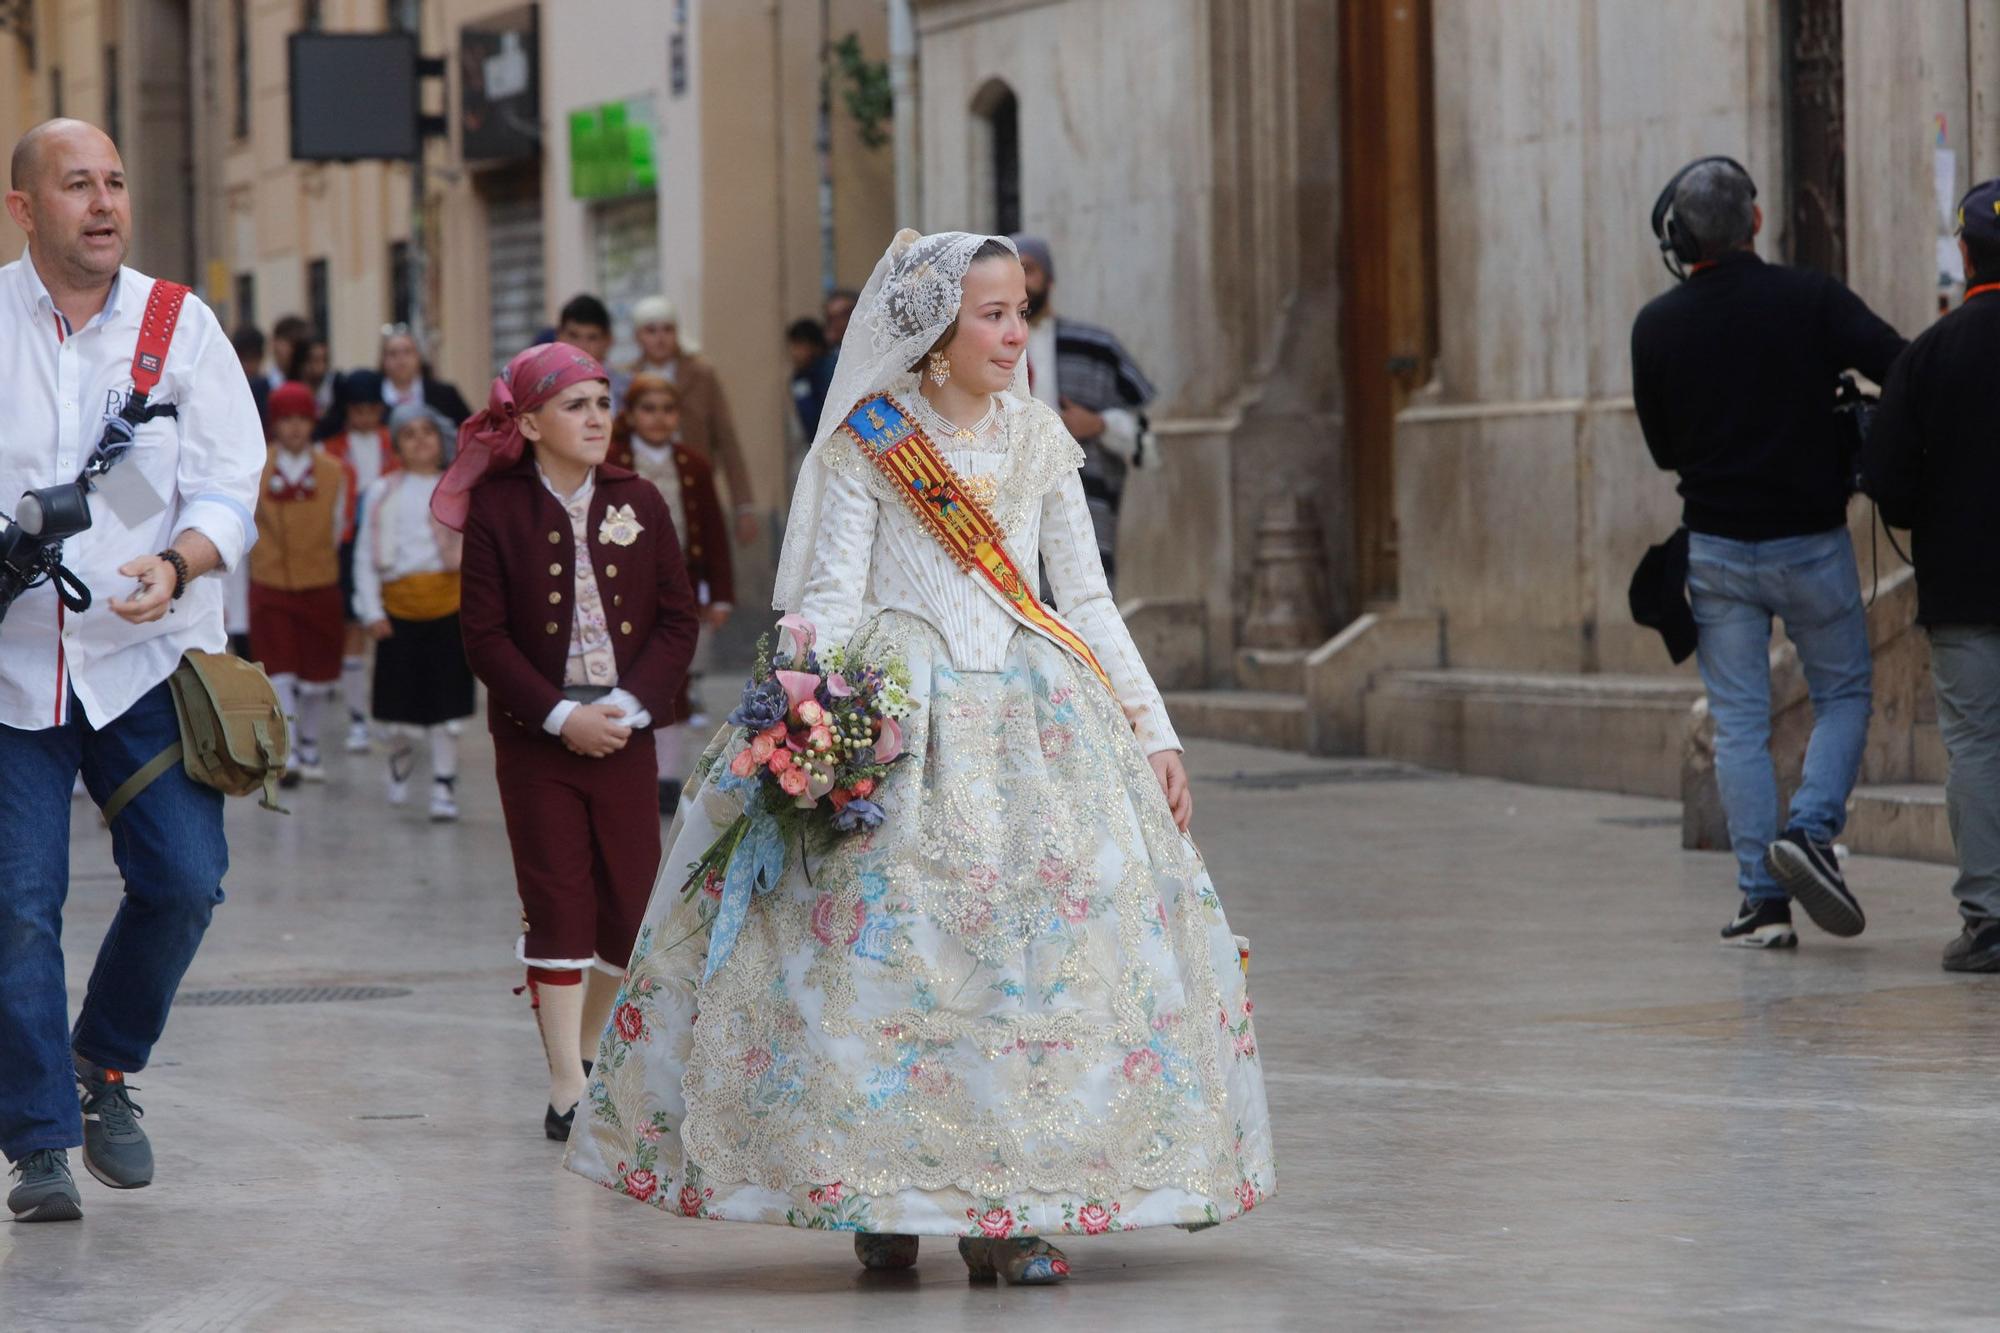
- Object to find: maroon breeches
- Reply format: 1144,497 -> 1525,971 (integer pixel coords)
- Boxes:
493,728 -> 662,971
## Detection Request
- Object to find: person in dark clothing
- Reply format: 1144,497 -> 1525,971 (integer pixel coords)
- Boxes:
1861,177 -> 2000,972
232,324 -> 271,432
1632,157 -> 1906,950
786,316 -> 829,441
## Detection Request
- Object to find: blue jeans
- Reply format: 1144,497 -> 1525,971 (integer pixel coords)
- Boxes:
0,679 -> 228,1161
1688,528 -> 1872,900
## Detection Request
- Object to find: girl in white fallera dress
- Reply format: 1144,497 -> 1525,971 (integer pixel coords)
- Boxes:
566,231 -> 1273,1284
351,402 -> 477,820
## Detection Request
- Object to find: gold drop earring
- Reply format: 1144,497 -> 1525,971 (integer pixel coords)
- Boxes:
927,350 -> 952,387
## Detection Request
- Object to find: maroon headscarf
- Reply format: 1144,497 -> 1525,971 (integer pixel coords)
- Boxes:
431,343 -> 610,530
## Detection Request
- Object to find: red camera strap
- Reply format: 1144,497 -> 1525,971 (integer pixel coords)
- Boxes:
131,280 -> 190,400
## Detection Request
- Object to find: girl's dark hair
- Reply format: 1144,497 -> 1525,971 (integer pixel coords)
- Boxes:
286,335 -> 327,382
910,239 -> 1020,370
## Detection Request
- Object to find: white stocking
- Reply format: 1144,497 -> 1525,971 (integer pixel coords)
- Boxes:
581,967 -> 623,1067
294,683 -> 329,754
428,725 -> 459,784
535,981 -> 586,1114
341,655 -> 369,722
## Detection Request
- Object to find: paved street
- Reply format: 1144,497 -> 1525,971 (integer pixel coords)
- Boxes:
4,712 -> 1996,1331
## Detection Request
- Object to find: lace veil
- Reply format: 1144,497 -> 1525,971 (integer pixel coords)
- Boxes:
772,228 -> 1028,613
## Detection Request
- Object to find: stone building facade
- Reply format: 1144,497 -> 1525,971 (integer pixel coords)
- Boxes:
1,0 -> 899,606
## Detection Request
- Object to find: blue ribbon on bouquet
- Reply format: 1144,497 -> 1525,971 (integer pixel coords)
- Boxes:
702,778 -> 790,984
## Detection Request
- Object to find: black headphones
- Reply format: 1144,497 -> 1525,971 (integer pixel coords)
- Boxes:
1651,156 -> 1756,280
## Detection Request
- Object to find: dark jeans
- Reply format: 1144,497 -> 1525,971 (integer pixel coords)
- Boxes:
0,679 -> 228,1161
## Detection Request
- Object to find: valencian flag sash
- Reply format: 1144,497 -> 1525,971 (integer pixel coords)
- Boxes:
838,393 -> 1114,692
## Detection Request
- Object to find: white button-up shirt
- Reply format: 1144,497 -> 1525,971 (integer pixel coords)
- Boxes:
0,252 -> 264,730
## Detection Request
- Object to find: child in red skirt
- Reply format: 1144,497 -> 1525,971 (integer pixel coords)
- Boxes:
250,381 -> 353,786
436,344 -> 699,1140
610,372 -> 734,812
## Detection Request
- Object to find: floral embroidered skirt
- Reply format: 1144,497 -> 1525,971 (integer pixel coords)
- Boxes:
565,610 -> 1275,1238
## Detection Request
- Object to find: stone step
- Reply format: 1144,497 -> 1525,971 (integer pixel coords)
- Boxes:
1846,784 -> 1953,865
1364,669 -> 1702,799
1164,689 -> 1310,752
1235,647 -> 1309,694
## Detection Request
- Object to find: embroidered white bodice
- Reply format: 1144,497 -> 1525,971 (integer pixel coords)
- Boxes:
799,382 -> 1180,754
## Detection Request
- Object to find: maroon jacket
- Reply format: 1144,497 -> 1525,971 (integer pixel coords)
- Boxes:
608,437 -> 736,608
460,458 -> 700,739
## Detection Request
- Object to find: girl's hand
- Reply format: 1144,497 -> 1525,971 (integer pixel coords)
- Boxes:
701,604 -> 732,630
734,507 -> 761,546
560,703 -> 632,758
367,619 -> 394,641
1148,751 -> 1193,832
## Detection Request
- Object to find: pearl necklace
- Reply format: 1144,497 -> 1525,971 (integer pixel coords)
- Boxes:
915,393 -> 999,444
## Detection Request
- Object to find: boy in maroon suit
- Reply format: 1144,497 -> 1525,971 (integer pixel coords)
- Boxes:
434,344 -> 699,1140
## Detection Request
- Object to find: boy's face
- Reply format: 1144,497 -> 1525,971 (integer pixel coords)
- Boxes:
630,392 -> 680,442
786,337 -> 817,372
557,320 -> 612,363
273,415 -> 314,452
347,401 -> 386,433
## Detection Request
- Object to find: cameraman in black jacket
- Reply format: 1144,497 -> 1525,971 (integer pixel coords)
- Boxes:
1861,178 -> 2000,972
1632,157 -> 1905,949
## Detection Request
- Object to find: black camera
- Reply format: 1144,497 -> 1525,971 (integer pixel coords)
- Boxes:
0,482 -> 97,626
0,411 -> 156,627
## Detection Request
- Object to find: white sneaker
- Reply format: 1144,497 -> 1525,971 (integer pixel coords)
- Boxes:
428,781 -> 459,823
299,759 -> 328,784
345,718 -> 372,754
386,774 -> 409,806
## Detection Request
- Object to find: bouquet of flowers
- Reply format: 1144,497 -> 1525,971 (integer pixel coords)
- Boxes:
677,616 -> 917,980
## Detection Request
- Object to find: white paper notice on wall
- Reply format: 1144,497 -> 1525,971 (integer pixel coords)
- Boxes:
1939,234 -> 1965,284
1937,147 -> 1959,231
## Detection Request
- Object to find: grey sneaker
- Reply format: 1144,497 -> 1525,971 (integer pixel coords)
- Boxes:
8,1149 -> 82,1223
1943,919 -> 2000,972
78,1069 -> 153,1189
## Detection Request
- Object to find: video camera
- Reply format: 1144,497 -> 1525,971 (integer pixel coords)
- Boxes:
0,409 -> 169,627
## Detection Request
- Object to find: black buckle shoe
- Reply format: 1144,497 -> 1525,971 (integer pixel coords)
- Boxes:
545,1103 -> 576,1142
1766,830 -> 1865,937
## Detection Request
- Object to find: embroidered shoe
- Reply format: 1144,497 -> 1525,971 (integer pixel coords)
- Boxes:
1720,897 -> 1797,949
7,1149 -> 82,1223
1943,919 -> 2000,972
77,1068 -> 152,1189
855,1233 -> 920,1270
1766,830 -> 1865,937
959,1236 -> 1070,1285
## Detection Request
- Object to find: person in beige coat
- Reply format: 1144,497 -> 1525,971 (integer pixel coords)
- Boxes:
626,296 -> 758,546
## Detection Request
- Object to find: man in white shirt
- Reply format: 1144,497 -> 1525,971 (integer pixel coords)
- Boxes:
0,120 -> 264,1223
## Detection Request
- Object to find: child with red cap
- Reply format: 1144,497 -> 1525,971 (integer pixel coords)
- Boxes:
250,380 -> 353,785
440,344 -> 700,1140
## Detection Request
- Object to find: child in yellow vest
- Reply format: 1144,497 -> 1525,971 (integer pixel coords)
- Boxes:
249,381 -> 352,785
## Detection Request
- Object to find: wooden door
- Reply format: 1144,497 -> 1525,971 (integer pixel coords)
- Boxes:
1339,0 -> 1437,607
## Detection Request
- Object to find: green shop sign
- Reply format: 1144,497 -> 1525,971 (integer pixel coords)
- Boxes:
569,97 -> 658,200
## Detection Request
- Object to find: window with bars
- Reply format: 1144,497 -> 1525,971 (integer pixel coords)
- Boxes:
103,45 -> 119,146
307,259 -> 330,347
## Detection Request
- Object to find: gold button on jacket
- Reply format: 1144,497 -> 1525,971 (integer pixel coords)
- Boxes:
619,621 -> 633,635
544,621 -> 559,634
548,531 -> 563,544
548,591 -> 563,604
